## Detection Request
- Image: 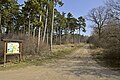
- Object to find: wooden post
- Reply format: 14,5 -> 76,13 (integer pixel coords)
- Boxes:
4,42 -> 6,67
20,42 -> 22,62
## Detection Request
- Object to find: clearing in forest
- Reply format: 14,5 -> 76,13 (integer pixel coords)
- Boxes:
0,44 -> 120,80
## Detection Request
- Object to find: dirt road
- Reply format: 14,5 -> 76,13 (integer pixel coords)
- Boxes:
0,44 -> 120,80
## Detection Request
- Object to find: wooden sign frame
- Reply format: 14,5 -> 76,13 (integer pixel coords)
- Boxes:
3,39 -> 23,66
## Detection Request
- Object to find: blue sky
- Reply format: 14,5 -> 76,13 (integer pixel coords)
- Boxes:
18,0 -> 106,36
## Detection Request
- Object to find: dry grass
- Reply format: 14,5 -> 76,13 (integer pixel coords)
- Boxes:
0,43 -> 85,70
91,46 -> 120,70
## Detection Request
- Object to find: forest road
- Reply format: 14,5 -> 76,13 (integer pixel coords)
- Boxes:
0,44 -> 120,80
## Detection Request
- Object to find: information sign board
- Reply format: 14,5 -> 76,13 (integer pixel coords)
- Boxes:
7,42 -> 19,54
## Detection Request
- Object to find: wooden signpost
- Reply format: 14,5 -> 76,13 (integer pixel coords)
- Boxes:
2,39 -> 23,67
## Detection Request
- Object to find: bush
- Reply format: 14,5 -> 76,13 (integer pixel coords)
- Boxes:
0,33 -> 50,61
89,21 -> 120,62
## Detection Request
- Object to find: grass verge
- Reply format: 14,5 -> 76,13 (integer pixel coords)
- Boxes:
91,46 -> 120,71
27,43 -> 85,66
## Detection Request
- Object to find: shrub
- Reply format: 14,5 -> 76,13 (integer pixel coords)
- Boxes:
0,33 -> 50,60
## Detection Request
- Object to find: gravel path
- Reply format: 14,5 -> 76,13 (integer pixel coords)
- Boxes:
0,44 -> 120,80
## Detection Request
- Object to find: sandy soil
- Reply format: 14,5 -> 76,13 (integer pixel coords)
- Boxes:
0,44 -> 120,80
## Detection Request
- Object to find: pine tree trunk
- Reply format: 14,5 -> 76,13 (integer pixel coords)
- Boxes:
23,21 -> 26,34
33,27 -> 36,38
43,7 -> 48,43
79,27 -> 81,43
40,28 -> 42,41
46,29 -> 49,45
55,26 -> 58,44
59,27 -> 61,45
66,26 -> 70,43
38,14 -> 42,52
28,17 -> 30,36
50,3 -> 54,51
68,26 -> 70,43
0,13 -> 1,33
65,28 -> 67,43
73,31 -> 75,43
55,33 -> 57,44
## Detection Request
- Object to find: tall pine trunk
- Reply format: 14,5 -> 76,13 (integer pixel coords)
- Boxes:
0,13 -> 1,33
28,17 -> 30,36
79,27 -> 81,43
55,26 -> 58,44
46,28 -> 49,45
33,27 -> 36,38
50,3 -> 54,51
73,31 -> 75,43
38,14 -> 42,52
40,28 -> 43,41
23,21 -> 26,34
65,28 -> 67,43
59,27 -> 61,45
43,6 -> 48,43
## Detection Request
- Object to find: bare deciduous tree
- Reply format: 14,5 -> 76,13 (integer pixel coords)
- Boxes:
87,6 -> 110,38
